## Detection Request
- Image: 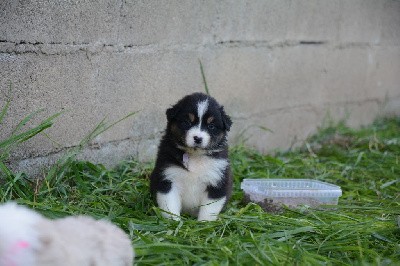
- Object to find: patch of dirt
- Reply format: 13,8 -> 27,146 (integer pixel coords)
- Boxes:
243,194 -> 326,214
243,194 -> 284,214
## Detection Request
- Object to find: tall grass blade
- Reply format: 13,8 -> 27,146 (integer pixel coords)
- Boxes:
0,112 -> 62,151
11,109 -> 45,135
199,59 -> 210,95
0,82 -> 13,126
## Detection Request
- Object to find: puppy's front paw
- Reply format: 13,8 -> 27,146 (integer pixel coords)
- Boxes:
198,213 -> 218,222
197,197 -> 226,221
157,190 -> 182,221
161,211 -> 181,221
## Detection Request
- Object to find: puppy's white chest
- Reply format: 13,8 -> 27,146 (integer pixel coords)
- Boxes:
177,154 -> 227,186
163,154 -> 228,211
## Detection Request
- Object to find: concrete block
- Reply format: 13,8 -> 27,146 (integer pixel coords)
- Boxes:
383,96 -> 400,116
202,45 -> 328,116
0,1 -> 121,44
213,0 -> 291,42
380,0 -> 400,45
231,105 -> 321,153
0,1 -> 220,46
1,52 -> 103,159
117,1 -> 218,45
322,45 -> 400,103
265,45 -> 327,109
322,47 -> 369,103
374,47 -> 400,98
338,0 -> 383,43
286,0 -> 343,41
233,99 -> 384,153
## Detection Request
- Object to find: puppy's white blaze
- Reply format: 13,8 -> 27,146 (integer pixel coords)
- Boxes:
156,187 -> 181,221
162,156 -> 228,219
197,99 -> 209,126
198,197 -> 226,221
185,99 -> 210,148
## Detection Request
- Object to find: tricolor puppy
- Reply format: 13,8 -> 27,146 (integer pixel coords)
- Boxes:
150,92 -> 233,221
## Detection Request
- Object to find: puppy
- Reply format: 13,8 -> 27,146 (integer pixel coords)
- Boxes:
150,92 -> 233,221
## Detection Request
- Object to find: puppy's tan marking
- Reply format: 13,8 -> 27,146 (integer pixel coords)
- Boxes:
188,113 -> 195,122
207,116 -> 214,124
171,123 -> 180,136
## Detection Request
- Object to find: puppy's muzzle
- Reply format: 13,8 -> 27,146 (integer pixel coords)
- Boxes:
193,136 -> 203,145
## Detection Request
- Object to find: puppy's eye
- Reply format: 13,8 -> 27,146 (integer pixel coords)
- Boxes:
208,123 -> 216,130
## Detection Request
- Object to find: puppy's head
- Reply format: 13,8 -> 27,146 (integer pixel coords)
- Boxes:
166,92 -> 232,152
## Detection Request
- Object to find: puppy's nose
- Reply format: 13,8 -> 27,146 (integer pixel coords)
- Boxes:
193,136 -> 203,144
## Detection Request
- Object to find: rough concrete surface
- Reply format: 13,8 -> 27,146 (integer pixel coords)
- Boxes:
0,0 -> 399,176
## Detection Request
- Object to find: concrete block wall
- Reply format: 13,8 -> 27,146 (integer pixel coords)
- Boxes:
1,0 -> 399,175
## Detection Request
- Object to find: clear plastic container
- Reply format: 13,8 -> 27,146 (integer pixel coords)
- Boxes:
241,179 -> 342,208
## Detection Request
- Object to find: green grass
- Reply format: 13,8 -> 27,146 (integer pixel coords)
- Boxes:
1,117 -> 399,265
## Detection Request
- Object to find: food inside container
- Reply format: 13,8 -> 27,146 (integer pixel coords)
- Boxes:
241,179 -> 342,212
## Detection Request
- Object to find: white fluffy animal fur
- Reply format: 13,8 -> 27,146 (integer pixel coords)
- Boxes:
0,202 -> 134,266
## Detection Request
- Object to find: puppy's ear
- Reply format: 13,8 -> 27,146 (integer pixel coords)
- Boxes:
166,104 -> 180,122
220,106 -> 232,131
